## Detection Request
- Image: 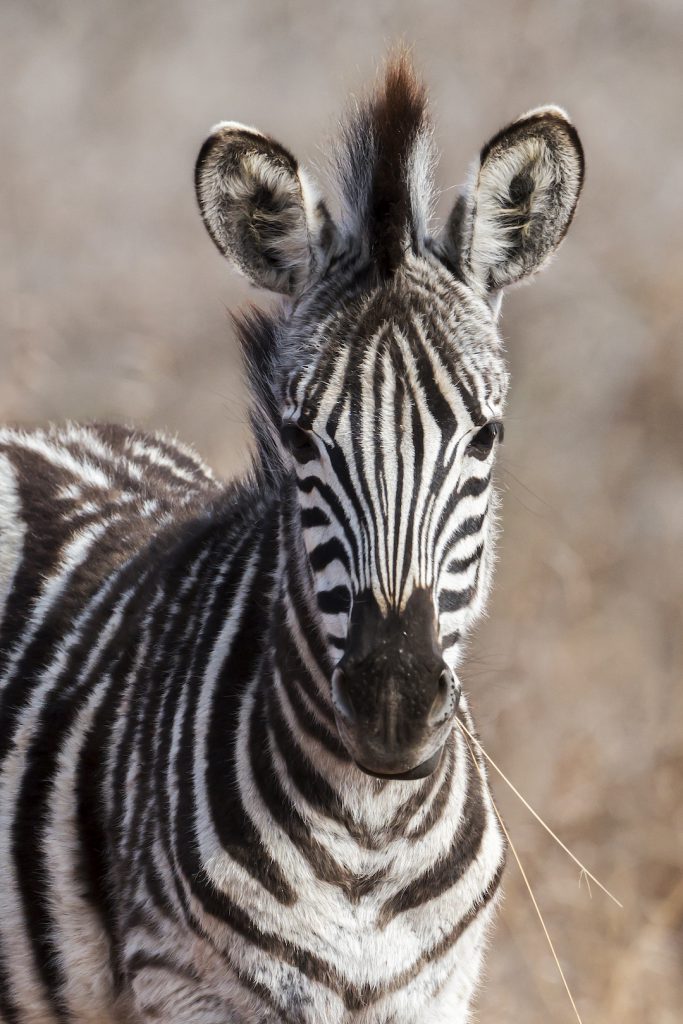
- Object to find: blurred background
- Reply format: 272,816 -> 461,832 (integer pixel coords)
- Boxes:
1,1 -> 681,1020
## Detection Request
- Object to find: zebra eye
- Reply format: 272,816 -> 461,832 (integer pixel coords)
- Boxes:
281,422 -> 318,464
467,421 -> 504,460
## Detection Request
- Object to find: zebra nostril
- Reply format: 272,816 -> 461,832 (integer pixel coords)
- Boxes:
429,667 -> 457,726
331,667 -> 355,724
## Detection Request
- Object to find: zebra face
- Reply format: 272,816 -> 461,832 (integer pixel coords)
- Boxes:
195,62 -> 584,778
279,272 -> 508,777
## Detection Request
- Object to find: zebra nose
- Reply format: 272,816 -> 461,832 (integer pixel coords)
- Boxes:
428,666 -> 461,727
332,661 -> 460,731
331,666 -> 355,724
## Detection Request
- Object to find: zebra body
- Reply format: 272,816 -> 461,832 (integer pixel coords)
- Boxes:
0,57 -> 583,1024
0,422 -> 501,1024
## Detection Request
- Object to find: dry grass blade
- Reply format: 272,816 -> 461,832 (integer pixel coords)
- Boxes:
461,732 -> 585,1024
456,717 -> 623,909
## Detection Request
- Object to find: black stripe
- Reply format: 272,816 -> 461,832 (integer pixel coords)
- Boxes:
439,585 -> 476,613
317,585 -> 351,616
446,544 -> 483,574
206,517 -> 296,906
265,685 -> 379,849
378,755 -> 486,926
309,538 -> 350,575
300,507 -> 330,529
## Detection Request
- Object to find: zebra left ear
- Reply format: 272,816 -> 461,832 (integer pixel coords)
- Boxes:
441,107 -> 584,296
195,122 -> 336,295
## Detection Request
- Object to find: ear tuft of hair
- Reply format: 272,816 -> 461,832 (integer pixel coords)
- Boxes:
334,51 -> 435,275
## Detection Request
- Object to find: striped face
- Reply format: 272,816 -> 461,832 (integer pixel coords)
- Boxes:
280,259 -> 508,777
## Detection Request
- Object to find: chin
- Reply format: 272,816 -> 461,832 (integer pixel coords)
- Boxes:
354,744 -> 444,781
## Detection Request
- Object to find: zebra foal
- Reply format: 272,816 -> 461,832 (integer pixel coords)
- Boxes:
0,56 -> 583,1024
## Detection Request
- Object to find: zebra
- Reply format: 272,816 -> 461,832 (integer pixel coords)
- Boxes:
0,55 -> 583,1024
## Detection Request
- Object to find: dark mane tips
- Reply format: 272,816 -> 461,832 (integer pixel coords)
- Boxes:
335,51 -> 435,275
232,306 -> 284,489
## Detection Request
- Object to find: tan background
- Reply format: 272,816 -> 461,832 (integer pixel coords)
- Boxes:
1,1 -> 682,1021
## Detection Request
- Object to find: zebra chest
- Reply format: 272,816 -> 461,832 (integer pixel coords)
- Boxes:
194,828 -> 500,1024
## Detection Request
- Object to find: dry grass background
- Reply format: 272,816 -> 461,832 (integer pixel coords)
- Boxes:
1,1 -> 682,1021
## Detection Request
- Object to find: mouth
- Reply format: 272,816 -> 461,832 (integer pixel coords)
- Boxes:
354,744 -> 444,781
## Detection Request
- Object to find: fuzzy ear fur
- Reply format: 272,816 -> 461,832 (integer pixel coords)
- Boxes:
195,122 -> 334,295
441,107 -> 584,294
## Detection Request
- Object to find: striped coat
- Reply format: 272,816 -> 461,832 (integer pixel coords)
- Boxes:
0,56 -> 583,1024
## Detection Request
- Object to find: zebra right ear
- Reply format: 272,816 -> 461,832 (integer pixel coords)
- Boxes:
195,122 -> 336,296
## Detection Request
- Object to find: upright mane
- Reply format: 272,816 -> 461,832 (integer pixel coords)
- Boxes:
333,52 -> 436,274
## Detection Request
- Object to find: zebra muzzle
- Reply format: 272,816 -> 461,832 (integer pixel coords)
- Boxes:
330,590 -> 461,779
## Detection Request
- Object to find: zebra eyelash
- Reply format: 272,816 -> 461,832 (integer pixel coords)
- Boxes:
466,420 -> 504,460
280,421 -> 319,464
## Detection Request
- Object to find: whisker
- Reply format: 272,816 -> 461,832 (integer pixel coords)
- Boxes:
499,463 -> 558,516
498,478 -> 548,518
455,717 -> 622,909
460,732 -> 585,1024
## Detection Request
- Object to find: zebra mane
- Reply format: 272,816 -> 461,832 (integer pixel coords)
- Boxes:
333,52 -> 436,274
232,306 -> 285,490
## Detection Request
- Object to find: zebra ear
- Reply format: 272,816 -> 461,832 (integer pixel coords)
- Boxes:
442,107 -> 584,295
195,122 -> 335,295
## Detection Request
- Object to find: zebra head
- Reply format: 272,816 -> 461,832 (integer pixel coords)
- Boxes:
195,56 -> 584,780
